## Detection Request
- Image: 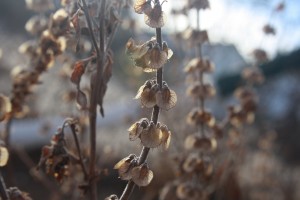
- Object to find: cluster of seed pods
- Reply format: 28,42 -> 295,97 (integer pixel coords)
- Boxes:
107,1 -> 176,199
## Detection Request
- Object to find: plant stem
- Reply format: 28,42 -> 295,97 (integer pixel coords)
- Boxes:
0,171 -> 8,200
120,4 -> 164,198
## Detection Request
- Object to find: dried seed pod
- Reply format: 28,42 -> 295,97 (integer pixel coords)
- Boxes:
126,38 -> 150,59
252,49 -> 268,63
105,194 -> 119,200
186,108 -> 215,127
144,3 -> 166,28
156,82 -> 177,110
182,153 -> 202,173
182,29 -> 209,47
131,163 -> 154,187
114,154 -> 137,180
0,94 -> 12,122
184,58 -> 214,74
134,0 -> 152,15
263,24 -> 276,35
188,0 -> 210,10
25,0 -> 54,12
135,81 -> 159,108
144,43 -> 168,69
176,182 -> 199,200
140,122 -> 163,148
160,181 -> 179,200
162,41 -> 174,60
25,15 -> 48,36
128,118 -> 149,141
0,145 -> 9,167
40,30 -> 66,56
242,67 -> 264,84
185,134 -> 217,151
186,82 -> 216,99
50,9 -> 69,37
159,124 -> 172,150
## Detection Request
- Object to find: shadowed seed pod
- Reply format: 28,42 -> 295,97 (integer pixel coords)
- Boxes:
184,134 -> 217,151
186,82 -> 216,99
228,105 -> 254,127
184,58 -> 214,74
156,82 -> 177,110
50,8 -> 70,37
131,163 -> 154,187
114,154 -> 138,180
186,108 -> 215,127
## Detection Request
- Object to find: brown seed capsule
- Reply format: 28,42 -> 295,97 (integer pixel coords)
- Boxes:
128,118 -> 149,141
182,153 -> 202,173
0,94 -> 12,122
126,38 -> 150,59
186,82 -> 216,99
185,134 -> 217,151
25,15 -> 48,36
131,163 -> 154,187
134,0 -> 152,15
135,81 -> 159,108
144,3 -> 166,28
114,154 -> 137,180
252,49 -> 268,63
144,43 -> 168,69
156,82 -> 177,110
140,122 -> 163,148
186,108 -> 215,127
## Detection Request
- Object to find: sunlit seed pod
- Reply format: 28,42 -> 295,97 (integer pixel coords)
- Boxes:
25,15 -> 48,36
156,83 -> 177,110
131,163 -> 154,187
25,0 -> 55,12
114,154 -> 137,180
0,146 -> 9,167
40,30 -> 64,56
128,118 -> 149,141
176,182 -> 199,200
242,67 -> 265,84
140,122 -> 163,148
104,194 -> 119,200
188,0 -> 210,10
186,82 -> 216,99
182,153 -> 201,173
134,0 -> 152,15
162,42 -> 173,60
144,43 -> 168,69
159,124 -> 171,150
184,58 -> 214,74
126,38 -> 150,59
144,3 -> 166,28
186,108 -> 215,127
140,84 -> 159,108
0,94 -> 12,122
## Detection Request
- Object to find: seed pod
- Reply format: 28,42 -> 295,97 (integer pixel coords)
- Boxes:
114,154 -> 137,180
162,41 -> 173,60
144,3 -> 166,28
131,163 -> 154,187
144,43 -> 168,69
126,38 -> 150,59
263,24 -> 276,35
135,81 -> 159,108
25,15 -> 48,36
159,124 -> 171,150
186,82 -> 216,99
184,58 -> 214,74
186,108 -> 215,127
0,94 -> 12,122
156,82 -> 177,110
134,0 -> 152,15
128,118 -> 149,141
140,122 -> 163,148
185,134 -> 217,151
176,182 -> 199,200
182,153 -> 202,173
252,49 -> 268,63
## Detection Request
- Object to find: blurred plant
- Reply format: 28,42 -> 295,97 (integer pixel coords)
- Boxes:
105,0 -> 176,199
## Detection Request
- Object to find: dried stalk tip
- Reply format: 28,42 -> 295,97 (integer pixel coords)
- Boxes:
131,163 -> 154,187
114,154 -> 137,180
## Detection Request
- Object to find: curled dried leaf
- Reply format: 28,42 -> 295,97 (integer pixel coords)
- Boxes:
131,163 -> 154,187
70,61 -> 86,85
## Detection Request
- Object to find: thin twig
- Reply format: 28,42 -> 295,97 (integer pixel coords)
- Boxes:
0,171 -> 8,200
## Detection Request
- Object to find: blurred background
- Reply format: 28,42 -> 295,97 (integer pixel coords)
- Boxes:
0,0 -> 300,199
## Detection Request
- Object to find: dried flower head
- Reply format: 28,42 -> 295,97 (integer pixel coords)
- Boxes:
186,82 -> 216,99
144,3 -> 166,28
131,163 -> 154,187
50,9 -> 70,37
135,80 -> 159,108
156,82 -> 177,110
0,94 -> 12,122
184,58 -> 214,74
114,154 -> 138,180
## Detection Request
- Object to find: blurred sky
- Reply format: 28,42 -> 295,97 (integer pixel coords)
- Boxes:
157,0 -> 300,61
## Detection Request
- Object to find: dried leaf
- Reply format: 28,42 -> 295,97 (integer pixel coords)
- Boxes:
71,61 -> 86,85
